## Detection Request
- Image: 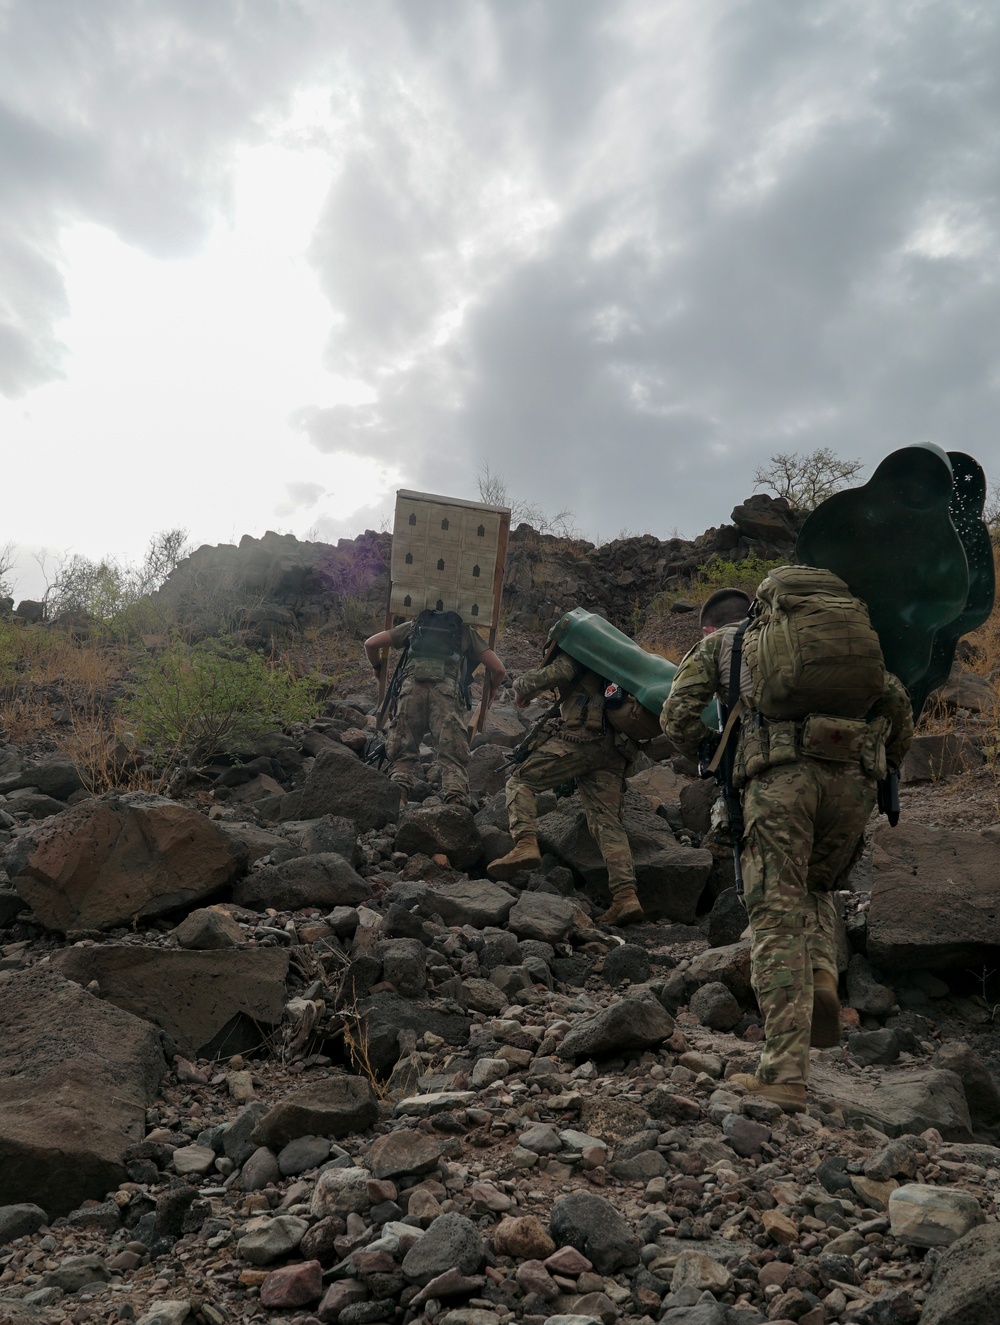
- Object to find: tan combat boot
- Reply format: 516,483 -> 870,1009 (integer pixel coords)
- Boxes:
597,886 -> 644,927
811,968 -> 842,1048
487,835 -> 542,881
729,1072 -> 807,1114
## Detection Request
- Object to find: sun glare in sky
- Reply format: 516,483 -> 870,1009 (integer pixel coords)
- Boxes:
4,120 -> 398,599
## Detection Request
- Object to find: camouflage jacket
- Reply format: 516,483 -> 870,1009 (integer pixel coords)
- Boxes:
660,625 -> 915,769
514,651 -> 618,737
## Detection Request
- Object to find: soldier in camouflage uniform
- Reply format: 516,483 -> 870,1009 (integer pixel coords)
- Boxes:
487,643 -> 643,926
661,587 -> 913,1112
365,614 -> 506,808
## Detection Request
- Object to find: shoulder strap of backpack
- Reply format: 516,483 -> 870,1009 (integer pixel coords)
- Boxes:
704,620 -> 749,776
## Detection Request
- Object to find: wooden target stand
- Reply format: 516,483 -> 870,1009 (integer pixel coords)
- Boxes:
377,490 -> 510,734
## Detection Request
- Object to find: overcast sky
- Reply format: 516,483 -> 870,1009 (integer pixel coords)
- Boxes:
3,0 -> 999,600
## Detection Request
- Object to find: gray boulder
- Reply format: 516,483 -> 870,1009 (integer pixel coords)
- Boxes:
171,907 -> 245,950
689,981 -> 742,1032
549,1193 -> 641,1274
5,793 -> 247,932
901,733 -> 984,784
369,1131 -> 453,1179
251,1077 -> 379,1149
357,993 -> 471,1076
810,1062 -> 972,1141
0,1204 -> 48,1245
467,744 -> 511,796
282,815 -> 359,866
507,893 -> 579,944
0,756 -> 84,800
934,1042 -> 1000,1131
376,939 -> 427,997
395,805 -> 482,870
401,1212 -> 484,1285
846,953 -> 895,1017
686,942 -> 753,1002
557,997 -> 675,1060
0,967 -> 165,1216
294,745 -> 400,831
50,945 -> 289,1060
415,880 -> 516,929
868,822 -> 1000,970
921,1222 -> 1000,1325
602,944 -> 651,987
232,852 -> 371,911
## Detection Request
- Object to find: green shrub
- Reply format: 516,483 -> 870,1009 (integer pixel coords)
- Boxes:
694,552 -> 787,598
120,636 -> 323,765
646,553 -> 787,624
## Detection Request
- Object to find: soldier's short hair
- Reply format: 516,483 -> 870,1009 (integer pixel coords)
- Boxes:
700,588 -> 752,630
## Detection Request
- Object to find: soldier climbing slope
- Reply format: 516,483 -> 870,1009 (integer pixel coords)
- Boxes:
487,635 -> 644,927
661,576 -> 914,1114
364,610 -> 506,809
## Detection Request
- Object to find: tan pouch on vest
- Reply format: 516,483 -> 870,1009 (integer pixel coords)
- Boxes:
766,720 -> 800,767
409,658 -> 448,682
860,716 -> 889,779
800,714 -> 869,763
740,723 -> 770,781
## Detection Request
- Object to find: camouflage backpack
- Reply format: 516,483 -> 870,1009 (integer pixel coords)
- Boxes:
743,566 -> 886,720
407,609 -> 466,683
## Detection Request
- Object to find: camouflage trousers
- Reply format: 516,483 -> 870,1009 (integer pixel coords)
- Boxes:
385,676 -> 470,801
506,729 -> 635,894
741,757 -> 875,1086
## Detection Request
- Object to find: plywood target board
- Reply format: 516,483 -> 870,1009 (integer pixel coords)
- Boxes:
389,489 -> 510,635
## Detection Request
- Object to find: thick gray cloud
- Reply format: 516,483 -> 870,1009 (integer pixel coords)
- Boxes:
4,0 -> 1000,543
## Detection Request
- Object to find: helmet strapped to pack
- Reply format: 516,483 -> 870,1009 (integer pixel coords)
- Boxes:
743,566 -> 886,720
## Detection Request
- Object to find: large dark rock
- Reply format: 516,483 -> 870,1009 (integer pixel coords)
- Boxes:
921,1222 -> 1000,1325
414,880 -> 516,929
0,967 -> 165,1216
394,805 -> 482,870
506,893 -> 579,944
868,823 -> 1000,971
401,1212 -> 484,1285
549,1193 -> 641,1274
357,994 -> 472,1076
934,1043 -> 1000,1132
294,745 -> 400,831
232,852 -> 371,911
557,997 -> 675,1060
467,744 -> 513,795
50,946 -> 289,1059
369,1131 -> 453,1180
810,1063 -> 972,1141
215,821 -> 289,866
0,756 -> 84,800
901,734 -> 985,784
686,942 -> 753,1002
251,1077 -> 379,1149
283,815 -> 360,867
5,794 -> 247,933
539,789 -> 711,922
730,493 -> 799,543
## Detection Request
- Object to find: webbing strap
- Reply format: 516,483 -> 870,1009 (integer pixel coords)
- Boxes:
704,619 -> 749,776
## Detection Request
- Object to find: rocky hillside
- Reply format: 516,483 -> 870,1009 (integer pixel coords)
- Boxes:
0,501 -> 996,1325
139,493 -> 806,645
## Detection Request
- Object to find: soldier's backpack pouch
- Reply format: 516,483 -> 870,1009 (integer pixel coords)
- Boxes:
605,693 -> 662,742
800,714 -> 869,763
409,657 -> 447,681
409,609 -> 463,682
743,565 -> 886,720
